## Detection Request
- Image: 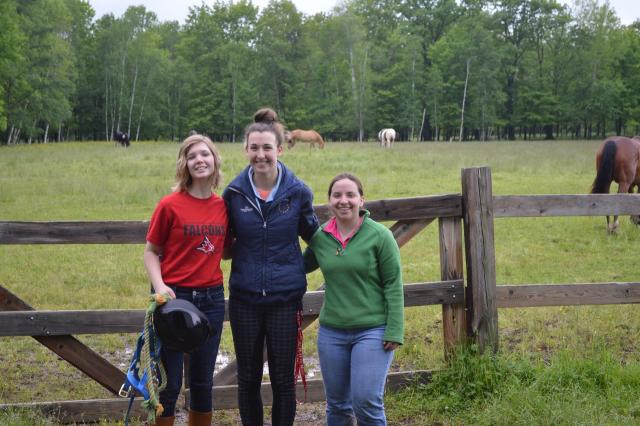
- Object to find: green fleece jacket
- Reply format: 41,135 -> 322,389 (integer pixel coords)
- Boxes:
304,211 -> 404,344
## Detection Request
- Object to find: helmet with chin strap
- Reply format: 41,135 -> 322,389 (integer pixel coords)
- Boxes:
153,298 -> 212,353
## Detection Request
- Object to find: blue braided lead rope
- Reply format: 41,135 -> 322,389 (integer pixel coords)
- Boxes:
123,293 -> 172,425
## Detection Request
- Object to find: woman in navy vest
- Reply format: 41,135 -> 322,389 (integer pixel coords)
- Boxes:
223,107 -> 319,425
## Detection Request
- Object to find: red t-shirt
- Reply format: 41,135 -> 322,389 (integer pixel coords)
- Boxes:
146,191 -> 229,288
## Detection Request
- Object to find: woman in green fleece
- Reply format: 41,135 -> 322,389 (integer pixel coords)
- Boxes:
304,172 -> 403,426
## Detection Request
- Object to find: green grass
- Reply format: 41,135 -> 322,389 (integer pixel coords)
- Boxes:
1,140 -> 639,424
387,344 -> 640,425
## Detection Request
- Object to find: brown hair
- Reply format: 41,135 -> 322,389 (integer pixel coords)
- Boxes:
244,107 -> 286,148
173,134 -> 222,192
327,172 -> 364,198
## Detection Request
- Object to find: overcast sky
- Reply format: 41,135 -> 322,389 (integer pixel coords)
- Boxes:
87,0 -> 640,25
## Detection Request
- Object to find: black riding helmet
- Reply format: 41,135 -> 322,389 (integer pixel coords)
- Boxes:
153,299 -> 212,353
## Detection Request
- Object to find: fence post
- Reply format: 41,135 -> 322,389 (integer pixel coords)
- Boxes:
439,217 -> 466,359
461,167 -> 498,354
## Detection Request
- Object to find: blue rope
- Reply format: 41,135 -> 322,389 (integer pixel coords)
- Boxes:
121,293 -> 171,425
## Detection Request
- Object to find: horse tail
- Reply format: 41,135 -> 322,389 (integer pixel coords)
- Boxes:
591,140 -> 617,193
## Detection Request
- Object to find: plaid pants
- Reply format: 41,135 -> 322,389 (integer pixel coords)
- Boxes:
229,298 -> 299,426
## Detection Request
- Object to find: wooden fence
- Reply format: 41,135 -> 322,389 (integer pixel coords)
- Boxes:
1,167 -> 640,423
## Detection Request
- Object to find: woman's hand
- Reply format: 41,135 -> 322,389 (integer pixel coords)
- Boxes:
383,341 -> 400,351
154,283 -> 176,299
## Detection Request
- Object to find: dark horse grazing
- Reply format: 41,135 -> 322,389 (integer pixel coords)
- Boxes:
114,131 -> 130,147
591,136 -> 640,233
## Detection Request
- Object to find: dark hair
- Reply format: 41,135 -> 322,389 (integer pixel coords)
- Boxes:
328,173 -> 364,198
244,107 -> 286,148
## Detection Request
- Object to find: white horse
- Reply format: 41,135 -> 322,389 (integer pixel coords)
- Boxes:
377,128 -> 396,148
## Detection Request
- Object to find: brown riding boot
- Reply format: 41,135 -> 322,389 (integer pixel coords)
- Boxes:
151,415 -> 175,426
188,410 -> 212,426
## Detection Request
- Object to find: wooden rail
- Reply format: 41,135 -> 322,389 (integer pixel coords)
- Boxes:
497,282 -> 640,307
0,194 -> 462,244
4,193 -> 640,244
0,370 -> 432,424
6,280 -> 638,338
494,194 -> 640,217
0,281 -> 464,337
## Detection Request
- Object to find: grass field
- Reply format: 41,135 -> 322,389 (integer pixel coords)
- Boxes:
1,140 -> 639,425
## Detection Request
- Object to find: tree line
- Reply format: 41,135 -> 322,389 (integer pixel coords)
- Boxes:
1,0 -> 639,144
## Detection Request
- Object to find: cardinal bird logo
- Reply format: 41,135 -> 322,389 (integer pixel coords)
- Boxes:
196,235 -> 215,255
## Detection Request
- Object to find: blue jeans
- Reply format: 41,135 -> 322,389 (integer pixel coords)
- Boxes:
318,325 -> 394,426
159,285 -> 225,416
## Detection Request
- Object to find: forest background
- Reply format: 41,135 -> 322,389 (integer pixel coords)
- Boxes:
2,0 -> 640,145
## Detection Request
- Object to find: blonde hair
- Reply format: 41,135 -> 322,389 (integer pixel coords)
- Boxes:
244,107 -> 286,148
173,134 -> 222,192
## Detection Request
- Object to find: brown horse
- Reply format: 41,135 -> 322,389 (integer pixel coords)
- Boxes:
591,136 -> 640,233
286,129 -> 325,149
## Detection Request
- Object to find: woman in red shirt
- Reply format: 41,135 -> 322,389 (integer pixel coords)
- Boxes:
144,134 -> 229,426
